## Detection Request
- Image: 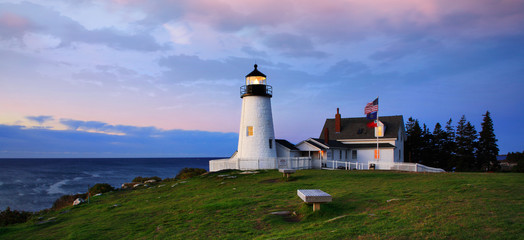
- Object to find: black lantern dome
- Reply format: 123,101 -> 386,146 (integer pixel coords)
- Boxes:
245,64 -> 267,85
241,64 -> 272,98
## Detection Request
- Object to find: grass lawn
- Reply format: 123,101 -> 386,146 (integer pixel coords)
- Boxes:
1,170 -> 522,239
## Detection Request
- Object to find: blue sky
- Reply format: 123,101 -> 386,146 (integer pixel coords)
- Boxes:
0,0 -> 523,157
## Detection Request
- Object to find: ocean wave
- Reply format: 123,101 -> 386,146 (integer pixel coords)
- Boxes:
82,171 -> 101,178
47,180 -> 69,195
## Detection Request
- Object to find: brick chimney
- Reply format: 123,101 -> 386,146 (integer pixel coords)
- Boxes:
324,127 -> 329,144
335,108 -> 341,133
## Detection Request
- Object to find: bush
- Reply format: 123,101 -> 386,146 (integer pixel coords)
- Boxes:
89,183 -> 114,195
0,207 -> 33,226
51,193 -> 87,210
131,176 -> 162,183
175,168 -> 207,180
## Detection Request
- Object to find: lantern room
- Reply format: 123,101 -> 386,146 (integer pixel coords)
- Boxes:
241,64 -> 272,98
245,64 -> 267,85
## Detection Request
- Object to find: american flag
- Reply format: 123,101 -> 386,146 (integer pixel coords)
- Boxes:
364,98 -> 379,114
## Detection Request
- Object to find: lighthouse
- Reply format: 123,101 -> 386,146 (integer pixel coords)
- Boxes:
236,64 -> 277,169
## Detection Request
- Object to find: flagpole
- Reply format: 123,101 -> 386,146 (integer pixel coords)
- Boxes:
376,96 -> 379,163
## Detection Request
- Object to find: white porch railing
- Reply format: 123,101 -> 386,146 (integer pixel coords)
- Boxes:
277,157 -> 312,170
324,161 -> 369,170
326,160 -> 445,173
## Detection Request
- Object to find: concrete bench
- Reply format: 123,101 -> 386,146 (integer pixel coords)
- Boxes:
279,169 -> 296,178
297,189 -> 332,211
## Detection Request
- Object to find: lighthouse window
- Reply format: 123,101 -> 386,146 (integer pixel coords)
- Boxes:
269,139 -> 273,149
247,126 -> 253,136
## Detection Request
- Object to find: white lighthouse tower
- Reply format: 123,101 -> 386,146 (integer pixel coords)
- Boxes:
236,64 -> 277,169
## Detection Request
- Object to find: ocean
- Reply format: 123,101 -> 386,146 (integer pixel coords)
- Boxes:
0,158 -> 215,212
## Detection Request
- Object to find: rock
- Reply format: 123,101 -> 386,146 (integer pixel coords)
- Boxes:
240,171 -> 258,174
386,198 -> 400,203
217,175 -> 229,177
38,217 -> 57,225
144,179 -> 157,183
226,176 -> 237,179
158,184 -> 165,188
109,204 -> 120,209
270,211 -> 291,216
94,193 -> 102,197
122,182 -> 140,189
133,183 -> 142,188
73,198 -> 84,206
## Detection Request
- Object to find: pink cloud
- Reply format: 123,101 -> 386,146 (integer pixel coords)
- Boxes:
0,12 -> 34,37
0,12 -> 30,28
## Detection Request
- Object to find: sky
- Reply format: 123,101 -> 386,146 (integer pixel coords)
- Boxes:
0,0 -> 523,158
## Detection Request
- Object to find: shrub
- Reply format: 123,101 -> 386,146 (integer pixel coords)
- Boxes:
51,193 -> 87,210
131,176 -> 162,183
175,168 -> 207,180
89,183 -> 115,195
0,207 -> 33,226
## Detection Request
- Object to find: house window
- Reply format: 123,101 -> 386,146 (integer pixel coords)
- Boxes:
352,150 -> 357,159
339,150 -> 342,159
345,150 -> 348,160
247,126 -> 253,136
269,139 -> 273,149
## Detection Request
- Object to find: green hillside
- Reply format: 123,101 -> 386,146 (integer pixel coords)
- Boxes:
1,170 -> 522,239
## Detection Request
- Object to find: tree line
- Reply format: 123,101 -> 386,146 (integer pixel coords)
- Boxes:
405,111 -> 500,172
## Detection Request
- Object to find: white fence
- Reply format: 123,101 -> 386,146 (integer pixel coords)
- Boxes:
210,157 -> 312,172
326,160 -> 445,173
209,158 -> 239,172
211,157 -> 445,173
277,157 -> 312,170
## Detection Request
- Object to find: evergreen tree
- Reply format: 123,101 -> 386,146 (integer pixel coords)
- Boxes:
432,122 -> 447,169
507,151 -> 524,172
477,111 -> 499,171
405,117 -> 423,163
455,115 -> 478,171
420,124 -> 434,166
443,119 -> 456,171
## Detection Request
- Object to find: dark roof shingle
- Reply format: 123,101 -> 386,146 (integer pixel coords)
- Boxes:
275,139 -> 299,150
319,115 -> 404,140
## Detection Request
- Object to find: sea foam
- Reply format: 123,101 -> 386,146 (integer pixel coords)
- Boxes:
47,180 -> 69,195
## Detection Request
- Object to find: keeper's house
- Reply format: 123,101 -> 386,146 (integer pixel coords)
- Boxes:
292,109 -> 405,169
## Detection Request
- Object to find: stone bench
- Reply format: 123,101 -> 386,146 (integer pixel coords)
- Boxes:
279,169 -> 296,178
297,189 -> 332,211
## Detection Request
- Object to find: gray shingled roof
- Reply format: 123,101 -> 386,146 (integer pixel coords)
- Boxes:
275,139 -> 300,150
319,115 -> 404,140
309,138 -> 348,148
343,143 -> 396,149
309,138 -> 395,149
